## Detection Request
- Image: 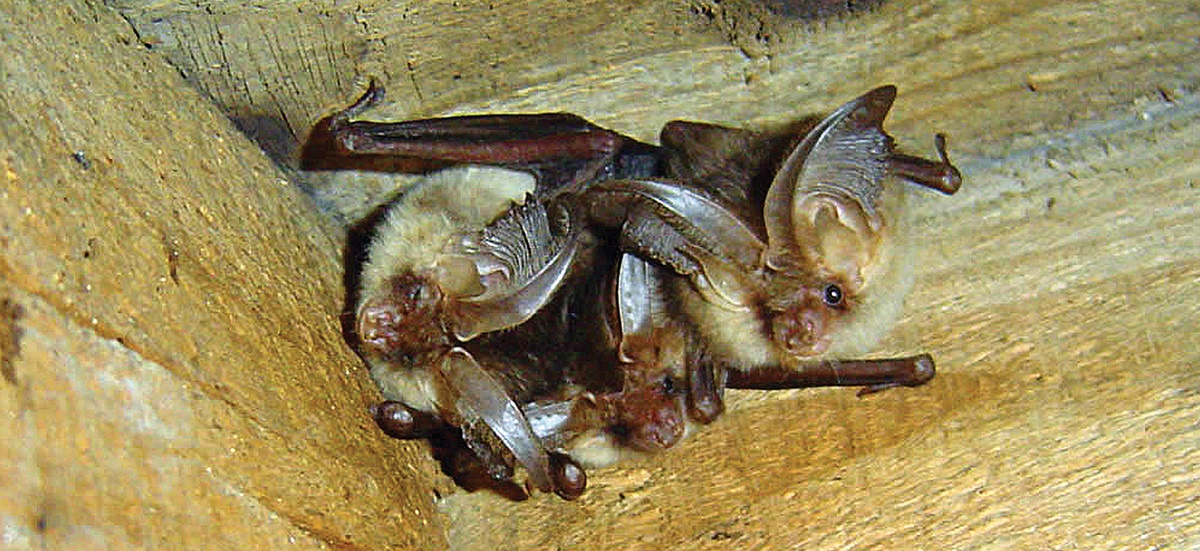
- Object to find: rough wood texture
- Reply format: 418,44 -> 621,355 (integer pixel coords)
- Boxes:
5,0 -> 1198,549
443,94 -> 1200,549
0,1 -> 444,549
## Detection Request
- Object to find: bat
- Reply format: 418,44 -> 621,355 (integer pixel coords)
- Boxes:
353,176 -> 690,499
580,85 -> 960,387
303,83 -> 961,499
306,83 -> 693,498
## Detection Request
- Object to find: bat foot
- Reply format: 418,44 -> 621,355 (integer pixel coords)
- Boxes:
891,133 -> 962,195
855,354 -> 936,396
549,453 -> 587,500
371,400 -> 445,439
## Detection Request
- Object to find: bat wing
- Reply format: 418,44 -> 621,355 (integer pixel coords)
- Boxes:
583,178 -> 765,310
438,347 -> 556,492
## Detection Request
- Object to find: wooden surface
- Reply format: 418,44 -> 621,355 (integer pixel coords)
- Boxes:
0,2 -> 444,549
4,0 -> 1199,549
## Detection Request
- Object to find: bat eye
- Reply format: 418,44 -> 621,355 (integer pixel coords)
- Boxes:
822,284 -> 844,307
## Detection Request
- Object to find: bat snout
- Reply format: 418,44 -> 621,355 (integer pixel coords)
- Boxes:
356,274 -> 447,358
771,306 -> 831,357
615,387 -> 687,452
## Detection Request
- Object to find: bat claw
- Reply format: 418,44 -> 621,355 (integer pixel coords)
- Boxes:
931,133 -> 963,194
855,354 -> 936,397
342,78 -> 387,121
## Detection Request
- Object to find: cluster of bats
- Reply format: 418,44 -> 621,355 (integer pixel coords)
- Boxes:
302,83 -> 961,499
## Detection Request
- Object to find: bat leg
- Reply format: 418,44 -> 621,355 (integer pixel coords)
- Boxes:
726,354 -> 936,397
890,133 -> 963,195
371,400 -> 447,439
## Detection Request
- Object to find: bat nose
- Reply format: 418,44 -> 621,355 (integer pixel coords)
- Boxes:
632,415 -> 684,451
623,404 -> 685,451
357,301 -> 404,352
357,274 -> 448,357
773,308 -> 828,356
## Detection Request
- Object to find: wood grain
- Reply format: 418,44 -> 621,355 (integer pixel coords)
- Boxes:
1,1 -> 443,549
4,0 -> 1197,549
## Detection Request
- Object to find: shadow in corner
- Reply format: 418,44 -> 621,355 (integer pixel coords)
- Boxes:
229,113 -> 301,170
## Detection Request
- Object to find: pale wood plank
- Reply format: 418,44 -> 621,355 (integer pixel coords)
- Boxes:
7,0 -> 1197,548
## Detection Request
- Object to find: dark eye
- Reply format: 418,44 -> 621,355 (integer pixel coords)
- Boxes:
661,375 -> 676,394
822,284 -> 844,307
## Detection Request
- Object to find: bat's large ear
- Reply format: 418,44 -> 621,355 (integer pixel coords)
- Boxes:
584,179 -> 766,310
613,254 -> 667,363
436,347 -> 555,492
762,86 -> 897,277
442,199 -> 580,341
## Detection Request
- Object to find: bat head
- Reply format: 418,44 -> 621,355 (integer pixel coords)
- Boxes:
635,87 -> 959,367
609,254 -> 688,451
759,185 -> 914,359
759,86 -> 917,359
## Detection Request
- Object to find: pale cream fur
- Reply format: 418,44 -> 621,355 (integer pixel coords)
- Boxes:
677,181 -> 915,368
821,183 -> 914,358
563,421 -> 702,469
371,363 -> 441,413
358,166 -> 535,305
358,166 -> 536,411
676,278 -> 777,365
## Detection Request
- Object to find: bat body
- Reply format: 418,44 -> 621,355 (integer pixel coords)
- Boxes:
357,166 -> 535,409
347,157 -> 685,497
304,83 -> 961,499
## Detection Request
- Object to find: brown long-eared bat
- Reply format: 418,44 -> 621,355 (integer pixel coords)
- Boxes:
303,82 -> 961,499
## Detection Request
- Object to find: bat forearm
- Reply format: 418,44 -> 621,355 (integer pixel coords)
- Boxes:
726,354 -> 935,393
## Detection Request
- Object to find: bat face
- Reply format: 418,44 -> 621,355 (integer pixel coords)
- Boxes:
607,253 -> 690,451
304,82 -> 961,499
758,86 -> 910,360
759,178 -> 912,360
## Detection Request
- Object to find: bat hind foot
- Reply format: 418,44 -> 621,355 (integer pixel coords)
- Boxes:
549,452 -> 587,500
371,400 -> 446,439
